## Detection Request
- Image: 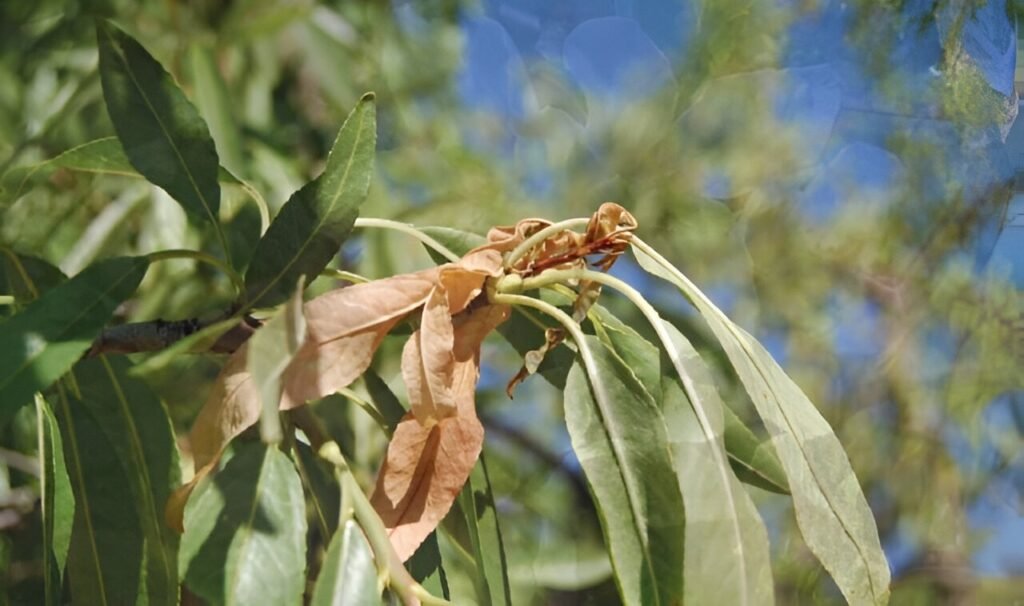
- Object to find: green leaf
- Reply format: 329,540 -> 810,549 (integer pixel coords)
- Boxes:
180,442 -> 307,606
310,520 -> 381,606
188,43 -> 245,176
0,256 -> 148,420
406,534 -> 449,599
36,393 -> 74,606
362,369 -> 407,433
659,323 -> 774,605
248,278 -> 306,443
592,305 -> 788,495
593,307 -> 774,604
55,355 -> 181,606
564,336 -> 685,606
97,21 -> 223,234
0,137 -> 135,207
0,250 -> 66,304
457,454 -> 512,606
634,246 -> 891,605
722,404 -> 790,495
417,226 -> 485,264
244,93 -> 376,308
55,382 -> 145,605
293,441 -> 340,540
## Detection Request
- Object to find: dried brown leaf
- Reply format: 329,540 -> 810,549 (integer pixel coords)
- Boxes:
371,304 -> 509,561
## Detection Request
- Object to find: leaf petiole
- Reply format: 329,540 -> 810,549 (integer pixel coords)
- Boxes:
145,249 -> 245,301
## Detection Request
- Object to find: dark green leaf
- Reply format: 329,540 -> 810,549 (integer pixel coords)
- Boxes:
97,20 -> 222,236
310,520 -> 381,606
564,336 -> 685,606
634,246 -> 891,605
293,441 -> 340,541
244,94 -> 376,308
457,454 -> 512,606
417,226 -> 485,264
55,382 -> 145,605
362,369 -> 407,433
0,256 -> 148,420
54,355 -> 180,606
406,534 -> 449,599
0,250 -> 65,304
180,442 -> 307,606
722,404 -> 789,494
37,394 -> 74,606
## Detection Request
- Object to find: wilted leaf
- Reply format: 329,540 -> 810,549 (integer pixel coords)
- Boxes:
311,520 -> 381,606
97,22 -> 222,231
563,336 -> 685,606
0,256 -> 148,420
244,93 -> 376,308
634,246 -> 891,605
370,304 -> 508,561
180,442 -> 307,606
402,286 -> 456,423
36,394 -> 74,605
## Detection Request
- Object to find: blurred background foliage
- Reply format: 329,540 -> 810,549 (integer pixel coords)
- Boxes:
1,0 -> 1022,603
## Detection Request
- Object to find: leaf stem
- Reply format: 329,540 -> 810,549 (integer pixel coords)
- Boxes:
337,387 -> 391,434
318,441 -> 450,606
503,217 -> 590,270
0,295 -> 15,305
319,267 -> 370,284
354,218 -> 461,263
145,249 -> 245,300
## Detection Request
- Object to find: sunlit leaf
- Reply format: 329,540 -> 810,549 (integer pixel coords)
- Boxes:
370,304 -> 507,561
36,393 -> 74,606
563,336 -> 685,606
659,323 -> 774,605
244,93 -> 376,308
634,246 -> 891,605
310,520 -> 381,606
0,256 -> 148,420
55,355 -> 180,606
97,22 -> 222,232
180,442 -> 307,606
457,456 -> 512,606
248,278 -> 306,443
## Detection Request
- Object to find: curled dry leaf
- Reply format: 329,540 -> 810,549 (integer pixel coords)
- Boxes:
371,303 -> 509,561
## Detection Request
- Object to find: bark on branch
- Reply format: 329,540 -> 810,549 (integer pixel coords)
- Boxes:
86,315 -> 261,357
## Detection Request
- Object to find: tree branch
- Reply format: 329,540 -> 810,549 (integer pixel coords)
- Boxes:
86,315 -> 261,357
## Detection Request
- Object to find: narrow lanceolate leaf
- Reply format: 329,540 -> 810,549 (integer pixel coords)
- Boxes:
248,278 -> 306,443
594,307 -> 787,495
97,21 -> 222,231
0,137 -> 135,207
244,94 -> 376,308
563,336 -> 685,606
659,324 -> 773,605
188,44 -> 245,176
634,246 -> 891,605
0,250 -> 65,304
60,356 -> 180,605
180,443 -> 307,606
55,381 -> 145,605
310,520 -> 381,606
37,394 -> 74,606
0,256 -> 148,420
594,310 -> 773,604
458,456 -> 512,606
